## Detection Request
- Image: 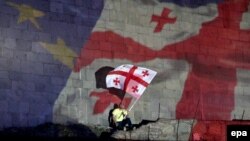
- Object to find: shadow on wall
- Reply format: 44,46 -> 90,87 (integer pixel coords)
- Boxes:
95,66 -> 114,89
90,66 -> 133,114
95,66 -> 126,99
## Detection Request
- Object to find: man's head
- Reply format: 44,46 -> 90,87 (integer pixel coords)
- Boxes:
113,104 -> 119,109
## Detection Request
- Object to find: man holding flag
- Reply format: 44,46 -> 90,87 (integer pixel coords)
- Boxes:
106,64 -> 157,130
112,104 -> 133,131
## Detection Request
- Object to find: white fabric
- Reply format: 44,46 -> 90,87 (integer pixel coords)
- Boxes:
106,64 -> 157,99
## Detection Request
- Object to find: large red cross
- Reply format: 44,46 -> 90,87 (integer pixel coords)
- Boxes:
151,7 -> 176,33
108,66 -> 149,92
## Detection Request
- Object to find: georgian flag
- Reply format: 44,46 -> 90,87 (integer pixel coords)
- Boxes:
106,64 -> 157,99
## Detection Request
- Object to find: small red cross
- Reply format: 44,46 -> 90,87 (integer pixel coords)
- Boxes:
113,78 -> 120,85
142,70 -> 149,77
151,8 -> 176,33
132,85 -> 139,93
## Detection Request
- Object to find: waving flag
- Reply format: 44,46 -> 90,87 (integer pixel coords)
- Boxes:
54,0 -> 250,137
106,64 -> 157,99
57,0 -> 231,118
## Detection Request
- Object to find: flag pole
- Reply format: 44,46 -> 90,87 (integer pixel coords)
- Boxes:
119,90 -> 126,107
128,98 -> 139,112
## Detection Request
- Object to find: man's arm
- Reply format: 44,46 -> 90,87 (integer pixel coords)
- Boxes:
122,109 -> 128,117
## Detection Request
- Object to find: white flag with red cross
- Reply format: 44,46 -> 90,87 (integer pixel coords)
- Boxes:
106,64 -> 157,99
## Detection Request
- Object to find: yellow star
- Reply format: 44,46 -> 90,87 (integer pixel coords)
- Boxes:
40,38 -> 78,69
6,2 -> 44,29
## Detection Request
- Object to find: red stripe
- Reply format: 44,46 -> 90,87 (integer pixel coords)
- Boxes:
108,66 -> 149,91
124,66 -> 137,92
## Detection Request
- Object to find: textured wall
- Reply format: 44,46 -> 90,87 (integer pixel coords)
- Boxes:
0,0 -> 104,127
0,0 -> 250,136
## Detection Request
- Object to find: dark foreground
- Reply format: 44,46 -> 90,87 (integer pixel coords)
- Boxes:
0,120 -> 154,141
0,122 -> 115,141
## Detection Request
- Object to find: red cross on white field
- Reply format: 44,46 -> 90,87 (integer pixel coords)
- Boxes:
113,77 -> 120,85
142,70 -> 149,77
106,65 -> 157,99
151,7 -> 176,33
131,85 -> 139,93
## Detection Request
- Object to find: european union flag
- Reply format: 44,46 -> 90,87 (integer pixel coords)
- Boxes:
0,0 -> 104,127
